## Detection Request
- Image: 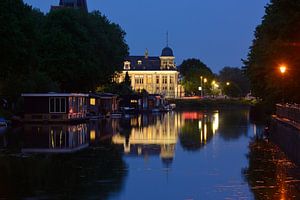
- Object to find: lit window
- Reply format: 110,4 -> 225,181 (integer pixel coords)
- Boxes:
90,98 -> 96,106
138,60 -> 142,65
162,76 -> 168,84
156,76 -> 160,84
124,61 -> 131,70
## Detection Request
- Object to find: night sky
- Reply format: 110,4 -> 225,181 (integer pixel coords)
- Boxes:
24,0 -> 270,73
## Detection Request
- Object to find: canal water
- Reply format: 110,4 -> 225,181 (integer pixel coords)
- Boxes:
0,109 -> 300,199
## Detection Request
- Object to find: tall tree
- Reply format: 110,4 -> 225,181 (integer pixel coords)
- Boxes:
218,67 -> 250,97
41,9 -> 128,92
243,0 -> 300,103
179,58 -> 214,95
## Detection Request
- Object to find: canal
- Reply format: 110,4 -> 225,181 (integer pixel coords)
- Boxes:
0,109 -> 300,199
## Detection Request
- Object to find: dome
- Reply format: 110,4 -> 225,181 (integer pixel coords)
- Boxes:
161,47 -> 174,57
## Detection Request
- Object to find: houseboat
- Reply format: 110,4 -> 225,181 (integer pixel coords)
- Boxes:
22,93 -> 88,122
88,93 -> 119,118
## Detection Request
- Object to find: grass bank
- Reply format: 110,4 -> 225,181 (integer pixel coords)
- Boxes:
168,98 -> 256,111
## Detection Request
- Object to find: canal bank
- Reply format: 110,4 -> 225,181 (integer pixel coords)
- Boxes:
270,104 -> 300,165
168,98 -> 254,110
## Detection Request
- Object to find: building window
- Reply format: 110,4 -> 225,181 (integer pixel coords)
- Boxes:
170,76 -> 174,84
170,87 -> 174,90
156,76 -> 160,84
49,97 -> 66,113
124,61 -> 131,70
156,87 -> 160,91
147,75 -> 152,84
90,98 -> 96,106
135,75 -> 144,84
162,76 -> 168,84
138,60 -> 142,65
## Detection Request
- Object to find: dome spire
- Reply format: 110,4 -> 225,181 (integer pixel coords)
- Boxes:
166,31 -> 169,47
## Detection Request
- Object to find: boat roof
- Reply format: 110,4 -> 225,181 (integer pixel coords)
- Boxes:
21,93 -> 89,97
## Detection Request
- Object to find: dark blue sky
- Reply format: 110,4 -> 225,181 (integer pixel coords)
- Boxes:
24,0 -> 269,73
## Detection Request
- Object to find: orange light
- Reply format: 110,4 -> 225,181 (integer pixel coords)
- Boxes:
279,65 -> 287,74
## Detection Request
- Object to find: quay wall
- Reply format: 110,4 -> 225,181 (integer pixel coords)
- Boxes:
270,116 -> 300,165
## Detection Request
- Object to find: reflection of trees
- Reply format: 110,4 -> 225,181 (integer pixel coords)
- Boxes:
0,141 -> 127,199
179,118 -> 214,151
218,109 -> 249,140
243,139 -> 300,200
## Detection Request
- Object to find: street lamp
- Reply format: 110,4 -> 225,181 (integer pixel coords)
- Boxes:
278,64 -> 287,103
200,76 -> 203,97
279,65 -> 287,74
226,82 -> 230,86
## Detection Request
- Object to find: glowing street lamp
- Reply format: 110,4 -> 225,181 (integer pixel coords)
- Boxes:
226,82 -> 230,86
279,65 -> 287,74
204,78 -> 207,83
278,64 -> 287,103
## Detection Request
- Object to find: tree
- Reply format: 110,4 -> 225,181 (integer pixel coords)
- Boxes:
179,58 -> 214,95
243,0 -> 300,103
0,0 -> 55,101
0,1 -> 129,112
218,67 -> 250,97
41,9 -> 128,92
124,72 -> 131,88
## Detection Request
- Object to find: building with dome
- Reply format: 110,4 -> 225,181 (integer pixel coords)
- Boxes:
51,0 -> 88,12
117,46 -> 184,98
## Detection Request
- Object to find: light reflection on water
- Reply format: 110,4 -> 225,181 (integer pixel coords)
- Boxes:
0,109 -> 299,199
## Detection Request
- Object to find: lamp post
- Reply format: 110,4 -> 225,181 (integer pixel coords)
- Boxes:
200,76 -> 203,97
279,65 -> 287,103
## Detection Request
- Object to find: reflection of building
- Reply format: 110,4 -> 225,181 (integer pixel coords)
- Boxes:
112,113 -> 184,162
117,47 -> 184,99
51,0 -> 88,12
22,123 -> 88,153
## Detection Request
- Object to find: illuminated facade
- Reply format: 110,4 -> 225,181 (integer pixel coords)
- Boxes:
117,47 -> 184,99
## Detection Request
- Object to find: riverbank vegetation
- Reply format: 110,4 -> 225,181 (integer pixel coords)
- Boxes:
0,0 -> 128,107
243,0 -> 300,104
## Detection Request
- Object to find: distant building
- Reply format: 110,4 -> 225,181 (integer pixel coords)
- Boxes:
51,0 -> 88,12
117,46 -> 184,99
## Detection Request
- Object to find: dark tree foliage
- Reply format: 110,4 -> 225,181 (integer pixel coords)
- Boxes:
41,9 -> 128,92
0,0 -> 128,104
179,58 -> 214,95
243,0 -> 300,103
218,67 -> 250,97
124,71 -> 131,87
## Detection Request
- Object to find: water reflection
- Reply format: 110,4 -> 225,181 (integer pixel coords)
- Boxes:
180,111 -> 219,151
0,122 -> 127,200
112,111 -> 221,161
112,113 -> 184,164
1,110 -> 300,199
244,139 -> 300,200
22,123 -> 89,153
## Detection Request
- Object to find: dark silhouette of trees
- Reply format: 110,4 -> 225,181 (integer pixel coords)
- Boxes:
218,67 -> 250,97
243,0 -> 300,103
179,58 -> 214,96
0,0 -> 128,105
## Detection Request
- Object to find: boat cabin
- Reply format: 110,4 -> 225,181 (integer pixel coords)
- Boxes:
88,93 -> 119,117
22,93 -> 88,122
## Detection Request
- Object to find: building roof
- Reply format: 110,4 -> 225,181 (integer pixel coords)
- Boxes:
161,47 -> 174,57
125,56 -> 161,70
51,0 -> 88,12
21,93 -> 89,97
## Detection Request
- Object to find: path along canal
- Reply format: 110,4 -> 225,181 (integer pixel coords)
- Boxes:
0,109 -> 300,199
